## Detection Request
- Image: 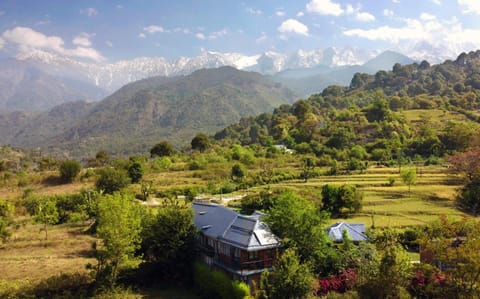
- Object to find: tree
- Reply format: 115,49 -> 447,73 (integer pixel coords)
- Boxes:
150,141 -> 175,157
265,192 -> 335,275
357,230 -> 412,298
33,198 -> 59,240
95,168 -> 131,194
231,163 -> 246,182
420,217 -> 480,298
191,133 -> 210,152
59,160 -> 81,183
127,160 -> 143,183
321,184 -> 362,216
92,193 -> 142,286
401,167 -> 417,193
448,148 -> 480,181
457,174 -> 480,216
95,151 -> 110,166
300,156 -> 315,182
140,204 -> 196,279
140,180 -> 153,201
259,248 -> 314,299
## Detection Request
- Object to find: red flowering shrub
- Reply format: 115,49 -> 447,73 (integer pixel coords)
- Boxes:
314,269 -> 356,296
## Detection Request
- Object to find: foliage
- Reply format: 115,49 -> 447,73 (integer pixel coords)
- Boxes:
356,230 -> 412,298
321,184 -> 363,216
456,174 -> 480,215
32,197 -> 59,240
59,159 -> 81,183
448,147 -> 480,181
191,133 -> 210,152
300,156 -> 316,182
401,167 -> 417,192
193,262 -> 250,299
95,168 -> 131,194
265,191 -> 336,275
92,193 -> 143,287
420,217 -> 480,298
315,269 -> 357,296
231,163 -> 246,182
127,160 -> 143,183
150,141 -> 176,157
259,248 -> 314,299
140,203 -> 197,280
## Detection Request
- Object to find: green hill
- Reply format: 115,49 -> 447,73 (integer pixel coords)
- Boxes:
214,51 -> 480,160
1,66 -> 295,158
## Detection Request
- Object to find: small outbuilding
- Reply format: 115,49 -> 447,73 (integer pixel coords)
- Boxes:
326,222 -> 368,243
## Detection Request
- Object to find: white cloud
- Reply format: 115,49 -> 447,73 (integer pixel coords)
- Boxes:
80,7 -> 98,17
246,7 -> 262,15
420,13 -> 436,20
346,4 -> 355,14
458,0 -> 480,14
143,25 -> 164,34
116,4 -> 123,9
278,19 -> 309,36
207,29 -> 227,40
356,11 -> 375,22
431,0 -> 441,4
2,26 -> 104,62
72,32 -> 93,47
0,37 -> 4,49
392,0 -> 400,3
138,33 -> 146,38
105,41 -> 113,47
344,4 -> 375,22
343,16 -> 480,51
343,19 -> 430,42
306,0 -> 343,16
276,10 -> 286,17
383,9 -> 394,17
297,11 -> 304,17
195,32 -> 206,40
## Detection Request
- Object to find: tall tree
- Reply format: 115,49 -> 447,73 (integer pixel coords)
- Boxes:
140,203 -> 196,279
93,194 -> 142,286
265,192 -> 335,275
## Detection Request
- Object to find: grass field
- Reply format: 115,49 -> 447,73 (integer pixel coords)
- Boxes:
0,162 -> 468,294
249,164 -> 467,227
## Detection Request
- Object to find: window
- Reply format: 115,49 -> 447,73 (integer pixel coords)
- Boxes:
249,250 -> 259,260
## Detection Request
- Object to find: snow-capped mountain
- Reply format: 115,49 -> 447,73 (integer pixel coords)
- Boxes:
15,47 -> 383,93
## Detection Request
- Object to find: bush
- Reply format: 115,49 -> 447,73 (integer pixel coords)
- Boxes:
193,262 -> 250,299
59,160 -> 81,183
95,168 -> 131,194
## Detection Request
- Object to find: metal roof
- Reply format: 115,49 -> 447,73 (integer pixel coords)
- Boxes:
192,202 -> 280,251
326,222 -> 368,242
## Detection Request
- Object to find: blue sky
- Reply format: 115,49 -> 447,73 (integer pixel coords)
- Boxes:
0,0 -> 479,62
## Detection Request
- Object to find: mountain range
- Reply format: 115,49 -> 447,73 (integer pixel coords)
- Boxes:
1,46 -> 417,112
0,67 -> 295,158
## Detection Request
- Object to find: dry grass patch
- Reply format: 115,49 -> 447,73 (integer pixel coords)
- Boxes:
0,222 -> 97,282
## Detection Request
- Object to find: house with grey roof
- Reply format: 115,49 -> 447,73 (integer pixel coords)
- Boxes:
192,202 -> 281,286
326,222 -> 368,243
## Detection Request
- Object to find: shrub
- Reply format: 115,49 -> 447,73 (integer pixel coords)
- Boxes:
59,160 -> 81,183
193,262 -> 250,299
95,168 -> 131,194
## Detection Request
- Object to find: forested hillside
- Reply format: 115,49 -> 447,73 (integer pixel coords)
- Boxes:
215,51 -> 480,164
